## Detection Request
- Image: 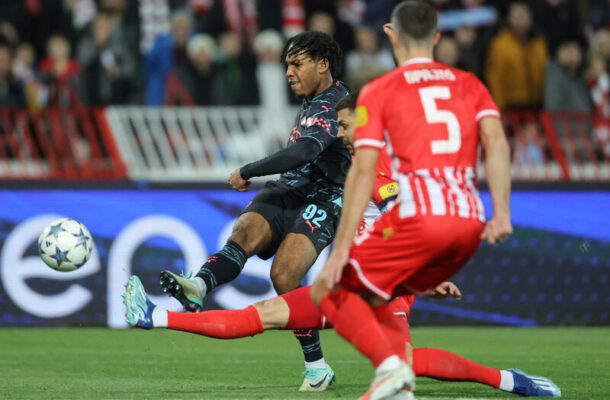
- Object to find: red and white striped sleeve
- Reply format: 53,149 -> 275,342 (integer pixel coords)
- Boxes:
354,82 -> 385,150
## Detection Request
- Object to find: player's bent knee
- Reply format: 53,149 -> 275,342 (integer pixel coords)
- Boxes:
229,213 -> 272,256
270,270 -> 300,294
253,297 -> 289,330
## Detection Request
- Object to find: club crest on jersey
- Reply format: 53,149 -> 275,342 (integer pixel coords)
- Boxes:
355,106 -> 368,128
382,227 -> 394,240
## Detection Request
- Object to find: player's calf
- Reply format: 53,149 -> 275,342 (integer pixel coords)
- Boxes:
160,241 -> 249,312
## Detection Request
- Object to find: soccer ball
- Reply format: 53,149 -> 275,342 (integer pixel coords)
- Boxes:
38,218 -> 94,272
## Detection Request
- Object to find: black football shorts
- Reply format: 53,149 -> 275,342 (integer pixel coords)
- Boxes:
241,180 -> 339,260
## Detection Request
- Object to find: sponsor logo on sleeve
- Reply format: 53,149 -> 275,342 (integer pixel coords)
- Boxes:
355,105 -> 368,128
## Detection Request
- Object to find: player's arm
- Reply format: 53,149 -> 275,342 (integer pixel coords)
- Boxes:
480,117 -> 513,244
228,137 -> 325,191
322,147 -> 379,289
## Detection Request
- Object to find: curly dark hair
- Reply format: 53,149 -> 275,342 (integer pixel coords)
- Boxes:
281,31 -> 343,78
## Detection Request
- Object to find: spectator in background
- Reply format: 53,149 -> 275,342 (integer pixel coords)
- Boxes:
544,41 -> 592,111
64,0 -> 97,37
586,55 -> 610,159
39,35 -> 80,83
0,22 -> 21,49
485,2 -> 548,110
590,29 -> 610,71
308,11 -> 336,38
138,0 -> 171,55
254,29 -> 287,113
39,34 -> 80,106
0,45 -> 25,106
254,29 -> 289,144
214,30 -> 259,105
145,10 -> 192,105
513,121 -> 545,167
98,0 -> 140,61
12,42 -> 44,109
13,43 -> 37,84
174,33 -> 219,105
308,11 -> 353,73
454,25 -> 483,79
587,55 -> 609,119
434,36 -> 459,67
345,25 -> 394,90
77,13 -> 137,105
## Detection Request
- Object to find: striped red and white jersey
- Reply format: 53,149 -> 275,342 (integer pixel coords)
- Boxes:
354,58 -> 500,222
360,145 -> 398,233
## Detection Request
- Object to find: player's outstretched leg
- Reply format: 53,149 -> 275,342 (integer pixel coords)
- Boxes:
508,369 -> 561,397
125,275 -> 264,337
123,275 -> 157,329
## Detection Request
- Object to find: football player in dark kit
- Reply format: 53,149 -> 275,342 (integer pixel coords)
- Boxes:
160,31 -> 350,391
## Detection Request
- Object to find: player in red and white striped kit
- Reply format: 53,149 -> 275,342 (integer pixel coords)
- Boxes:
311,2 -> 514,399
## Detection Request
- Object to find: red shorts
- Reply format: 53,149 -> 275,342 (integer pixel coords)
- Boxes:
340,207 -> 484,300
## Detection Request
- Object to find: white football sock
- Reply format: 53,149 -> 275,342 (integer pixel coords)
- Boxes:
375,355 -> 402,375
305,358 -> 327,369
499,370 -> 515,392
151,308 -> 168,328
193,276 -> 207,296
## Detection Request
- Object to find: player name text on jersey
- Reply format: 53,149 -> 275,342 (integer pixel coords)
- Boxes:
403,69 -> 456,84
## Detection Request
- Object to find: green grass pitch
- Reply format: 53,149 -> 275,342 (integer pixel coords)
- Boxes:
0,327 -> 608,399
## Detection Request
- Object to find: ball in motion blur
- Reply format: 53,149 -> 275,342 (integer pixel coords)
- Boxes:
38,218 -> 94,272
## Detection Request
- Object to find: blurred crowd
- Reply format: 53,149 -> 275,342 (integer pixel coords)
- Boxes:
0,0 -> 608,122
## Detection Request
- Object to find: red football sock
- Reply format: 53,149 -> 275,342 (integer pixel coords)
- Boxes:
319,289 -> 395,368
373,303 -> 408,363
167,305 -> 264,339
412,347 -> 501,388
280,286 -> 326,330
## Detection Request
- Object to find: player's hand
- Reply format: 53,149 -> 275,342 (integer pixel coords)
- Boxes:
228,168 -> 251,192
481,213 -> 512,244
425,281 -> 462,300
321,247 -> 350,290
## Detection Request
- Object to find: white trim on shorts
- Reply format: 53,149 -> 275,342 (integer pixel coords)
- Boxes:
347,258 -> 392,300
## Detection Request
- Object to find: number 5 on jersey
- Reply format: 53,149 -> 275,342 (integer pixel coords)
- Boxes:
419,86 -> 461,154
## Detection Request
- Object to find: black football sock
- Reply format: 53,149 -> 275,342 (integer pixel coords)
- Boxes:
196,241 -> 248,292
294,328 -> 324,365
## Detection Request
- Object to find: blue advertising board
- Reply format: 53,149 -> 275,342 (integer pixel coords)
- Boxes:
0,187 -> 608,327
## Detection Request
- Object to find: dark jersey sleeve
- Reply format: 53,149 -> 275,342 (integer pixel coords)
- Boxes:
240,102 -> 340,180
240,138 -> 323,179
